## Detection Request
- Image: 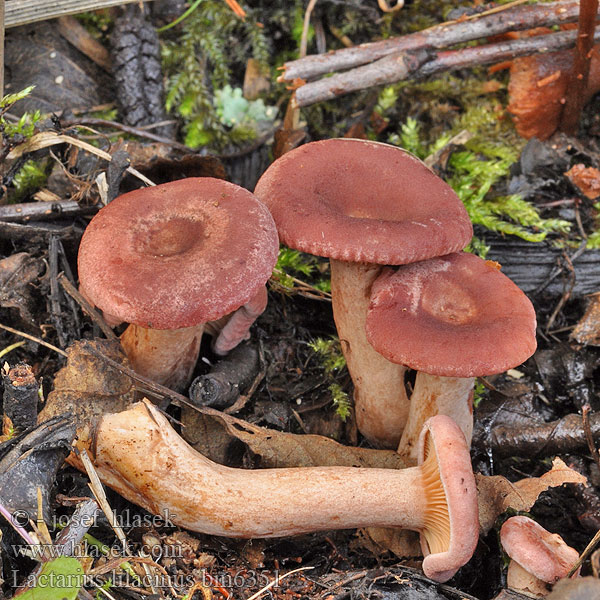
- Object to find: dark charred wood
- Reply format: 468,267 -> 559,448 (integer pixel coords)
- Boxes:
2,362 -> 38,431
0,415 -> 75,522
484,233 -> 600,298
189,342 -> 261,410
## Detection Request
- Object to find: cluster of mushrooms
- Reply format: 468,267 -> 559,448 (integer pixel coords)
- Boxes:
72,139 -> 568,588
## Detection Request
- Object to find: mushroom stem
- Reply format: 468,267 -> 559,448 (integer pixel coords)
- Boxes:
330,259 -> 409,448
397,375 -> 474,462
212,286 -> 268,356
120,324 -> 204,392
84,403 -> 477,582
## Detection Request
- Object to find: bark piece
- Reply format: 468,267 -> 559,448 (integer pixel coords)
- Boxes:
0,415 -> 75,522
189,342 -> 261,409
2,362 -> 38,432
111,6 -> 174,138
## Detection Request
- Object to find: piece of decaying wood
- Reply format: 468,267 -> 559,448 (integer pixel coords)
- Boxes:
484,234 -> 600,298
4,0 -> 155,28
559,0 -> 600,133
57,16 -> 111,73
281,0 -> 600,83
571,293 -> 600,345
0,199 -> 97,222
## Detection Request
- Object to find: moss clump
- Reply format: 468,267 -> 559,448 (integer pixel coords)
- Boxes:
161,1 -> 271,150
308,337 -> 350,422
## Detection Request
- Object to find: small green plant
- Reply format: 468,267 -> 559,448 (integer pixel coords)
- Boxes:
1,86 -> 41,140
309,337 -> 346,375
161,0 -> 271,150
388,115 -> 571,247
329,382 -> 352,422
272,247 -> 331,295
309,337 -> 350,421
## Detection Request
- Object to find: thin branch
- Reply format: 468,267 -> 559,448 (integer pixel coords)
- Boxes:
0,322 -> 68,357
294,28 -> 600,107
280,0 -> 598,82
559,0 -> 599,133
0,199 -> 97,222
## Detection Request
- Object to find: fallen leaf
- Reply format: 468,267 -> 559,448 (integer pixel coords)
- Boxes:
565,163 -> 600,199
181,409 -> 407,469
477,458 -> 587,534
39,338 -> 134,427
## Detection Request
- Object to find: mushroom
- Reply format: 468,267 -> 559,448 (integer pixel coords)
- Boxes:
254,138 -> 473,447
78,178 -> 278,391
507,44 -> 600,140
500,515 -> 580,597
82,404 -> 478,583
366,252 -> 537,460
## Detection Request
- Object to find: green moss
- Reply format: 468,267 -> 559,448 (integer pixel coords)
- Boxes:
161,0 -> 271,150
272,247 -> 331,295
11,160 -> 49,202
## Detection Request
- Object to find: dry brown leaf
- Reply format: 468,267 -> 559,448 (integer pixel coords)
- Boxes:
477,458 -> 587,534
39,338 -> 134,427
182,409 -> 408,469
565,163 -> 600,200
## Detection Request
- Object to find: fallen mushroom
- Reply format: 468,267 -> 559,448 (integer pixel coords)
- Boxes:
78,178 -> 278,391
79,403 -> 478,583
254,138 -> 473,447
366,252 -> 537,460
500,515 -> 580,597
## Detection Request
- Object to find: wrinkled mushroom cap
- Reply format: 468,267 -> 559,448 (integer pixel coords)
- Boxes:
501,516 -> 580,584
418,415 -> 479,582
366,252 -> 537,377
78,178 -> 279,329
254,138 -> 472,264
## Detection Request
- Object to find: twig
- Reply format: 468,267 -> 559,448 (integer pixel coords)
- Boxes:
280,0 -> 598,82
582,404 -> 600,472
0,322 -> 68,357
62,117 -> 192,152
294,28 -> 600,107
0,199 -> 97,223
559,0 -> 599,133
6,132 -> 155,187
245,566 -> 314,600
58,273 -> 117,340
300,0 -> 318,58
78,448 -> 129,554
567,527 -> 600,577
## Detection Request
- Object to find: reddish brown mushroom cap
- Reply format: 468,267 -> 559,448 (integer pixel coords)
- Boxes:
78,178 -> 278,329
366,252 -> 537,377
254,138 -> 473,264
500,516 -> 579,583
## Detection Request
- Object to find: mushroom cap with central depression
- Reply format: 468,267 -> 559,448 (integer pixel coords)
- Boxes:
366,252 -> 537,377
253,138 -> 473,264
78,178 -> 279,329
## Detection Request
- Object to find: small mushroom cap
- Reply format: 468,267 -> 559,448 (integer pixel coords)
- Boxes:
500,516 -> 579,583
418,415 -> 479,583
78,178 -> 279,329
366,252 -> 537,377
254,138 -> 472,264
